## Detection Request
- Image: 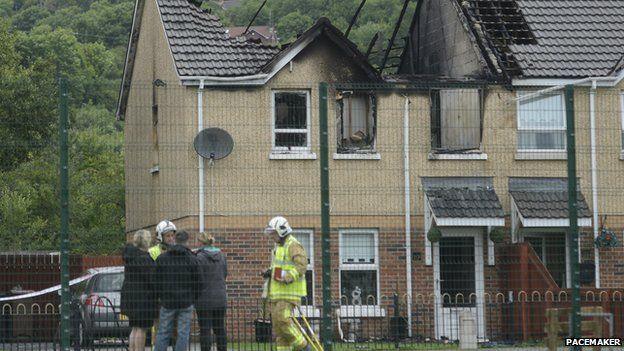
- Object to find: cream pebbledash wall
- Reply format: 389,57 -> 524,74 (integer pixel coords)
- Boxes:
124,2 -> 624,264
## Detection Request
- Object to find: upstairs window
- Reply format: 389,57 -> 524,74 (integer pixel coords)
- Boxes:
272,91 -> 311,152
431,89 -> 482,152
337,92 -> 377,153
517,91 -> 566,151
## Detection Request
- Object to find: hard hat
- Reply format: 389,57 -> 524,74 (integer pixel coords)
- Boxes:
264,216 -> 292,238
155,220 -> 177,241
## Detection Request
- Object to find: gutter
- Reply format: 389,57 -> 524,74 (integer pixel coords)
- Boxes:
182,73 -> 269,85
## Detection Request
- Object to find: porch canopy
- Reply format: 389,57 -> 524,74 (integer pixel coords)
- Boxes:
423,177 -> 505,227
509,178 -> 592,228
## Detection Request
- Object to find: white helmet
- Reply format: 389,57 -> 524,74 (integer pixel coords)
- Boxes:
265,216 -> 292,237
155,220 -> 177,241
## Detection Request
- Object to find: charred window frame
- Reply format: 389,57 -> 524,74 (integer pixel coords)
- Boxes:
430,89 -> 484,152
336,91 -> 377,153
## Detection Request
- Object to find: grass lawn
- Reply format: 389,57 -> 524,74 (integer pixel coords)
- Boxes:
224,342 -> 459,350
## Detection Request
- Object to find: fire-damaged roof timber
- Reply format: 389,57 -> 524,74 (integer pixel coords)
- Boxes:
399,0 -> 624,80
459,0 -> 624,79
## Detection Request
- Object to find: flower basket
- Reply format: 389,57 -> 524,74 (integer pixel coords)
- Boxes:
427,227 -> 442,242
595,228 -> 620,248
489,227 -> 507,243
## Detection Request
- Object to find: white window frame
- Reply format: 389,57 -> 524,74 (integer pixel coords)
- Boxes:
338,229 -> 382,316
516,91 -> 567,153
291,229 -> 315,307
271,90 -> 312,154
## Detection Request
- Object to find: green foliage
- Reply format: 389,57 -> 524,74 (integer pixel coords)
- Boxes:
0,104 -> 124,254
225,0 -> 417,67
275,11 -> 313,42
427,227 -> 442,243
11,5 -> 50,31
1,0 -> 128,253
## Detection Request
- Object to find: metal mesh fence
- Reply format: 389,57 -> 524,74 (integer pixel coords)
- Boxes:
1,79 -> 623,350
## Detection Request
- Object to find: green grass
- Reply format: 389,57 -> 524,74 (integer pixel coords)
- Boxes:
225,342 -> 459,350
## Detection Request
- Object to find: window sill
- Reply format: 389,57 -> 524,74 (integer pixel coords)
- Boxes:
515,151 -> 567,160
428,152 -> 487,161
333,153 -> 381,160
294,306 -> 321,318
338,306 -> 386,318
269,152 -> 317,160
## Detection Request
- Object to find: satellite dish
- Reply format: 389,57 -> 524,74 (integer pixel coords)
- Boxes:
193,128 -> 234,160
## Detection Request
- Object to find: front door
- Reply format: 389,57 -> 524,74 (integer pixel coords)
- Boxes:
434,228 -> 485,340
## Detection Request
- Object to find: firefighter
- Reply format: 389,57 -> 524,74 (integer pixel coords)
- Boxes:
263,216 -> 311,351
150,220 -> 176,261
149,219 -> 177,347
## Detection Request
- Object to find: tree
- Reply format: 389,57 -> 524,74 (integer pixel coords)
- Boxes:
10,5 -> 50,31
0,104 -> 125,254
275,11 -> 313,42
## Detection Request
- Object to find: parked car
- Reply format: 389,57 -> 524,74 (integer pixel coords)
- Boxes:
76,266 -> 129,346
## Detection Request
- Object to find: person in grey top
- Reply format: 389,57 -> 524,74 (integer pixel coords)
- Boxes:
195,232 -> 228,351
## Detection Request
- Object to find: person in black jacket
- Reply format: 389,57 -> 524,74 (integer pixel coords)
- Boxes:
121,230 -> 157,351
153,230 -> 201,351
195,232 -> 228,351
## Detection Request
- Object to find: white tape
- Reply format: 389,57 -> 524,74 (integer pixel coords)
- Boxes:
0,273 -> 94,302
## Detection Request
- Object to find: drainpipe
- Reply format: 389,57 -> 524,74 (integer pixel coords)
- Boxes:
402,96 -> 413,337
589,80 -> 600,288
198,79 -> 205,233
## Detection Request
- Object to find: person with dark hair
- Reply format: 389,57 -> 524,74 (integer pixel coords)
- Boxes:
195,232 -> 228,351
153,230 -> 201,351
121,230 -> 158,351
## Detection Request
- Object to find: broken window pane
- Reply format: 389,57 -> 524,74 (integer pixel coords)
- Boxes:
274,92 -> 307,129
340,270 -> 378,305
337,93 -> 376,152
431,89 -> 482,151
517,92 -> 566,151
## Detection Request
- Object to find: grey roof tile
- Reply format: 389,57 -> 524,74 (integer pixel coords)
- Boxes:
510,191 -> 591,219
156,0 -> 280,77
461,0 -> 624,78
425,188 -> 505,219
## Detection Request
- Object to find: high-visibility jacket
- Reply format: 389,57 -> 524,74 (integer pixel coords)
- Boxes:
269,235 -> 307,302
149,244 -> 163,261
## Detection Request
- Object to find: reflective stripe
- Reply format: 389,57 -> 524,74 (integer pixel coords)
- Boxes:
270,236 -> 306,300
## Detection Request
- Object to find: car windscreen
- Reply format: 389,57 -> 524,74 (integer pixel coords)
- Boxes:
93,273 -> 124,293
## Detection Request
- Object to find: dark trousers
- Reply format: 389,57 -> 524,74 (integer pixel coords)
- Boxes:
197,308 -> 227,351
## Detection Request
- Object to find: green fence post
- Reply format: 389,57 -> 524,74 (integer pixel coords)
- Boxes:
59,77 -> 71,351
565,84 -> 581,349
319,82 -> 332,351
